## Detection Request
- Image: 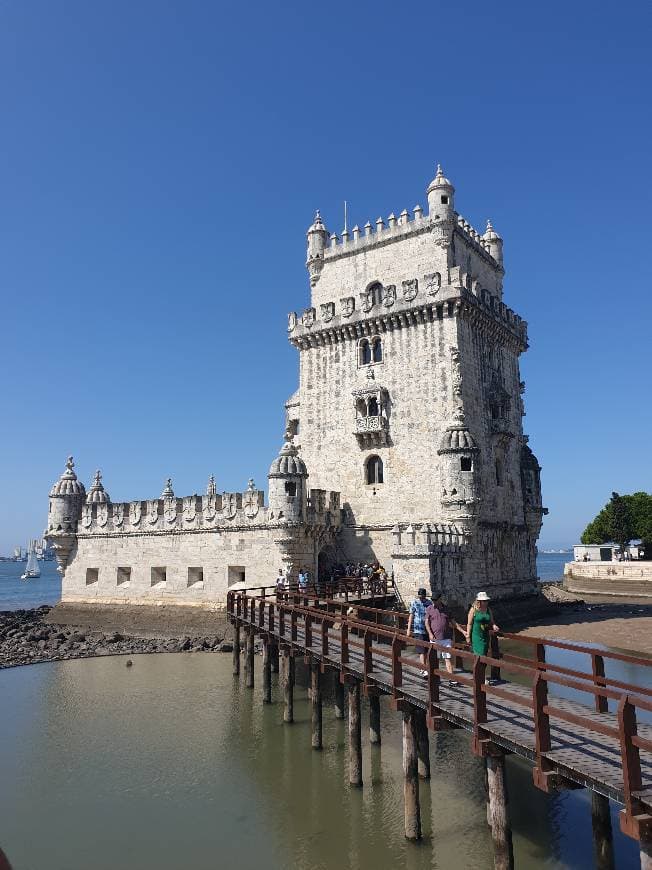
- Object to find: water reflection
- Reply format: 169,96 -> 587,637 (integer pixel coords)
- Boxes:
0,654 -> 641,869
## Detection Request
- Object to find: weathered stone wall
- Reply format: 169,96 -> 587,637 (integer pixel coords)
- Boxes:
564,561 -> 652,598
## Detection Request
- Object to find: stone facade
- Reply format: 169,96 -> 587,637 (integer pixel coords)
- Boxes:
46,165 -> 546,611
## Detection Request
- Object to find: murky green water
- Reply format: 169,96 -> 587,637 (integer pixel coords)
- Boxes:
0,654 -> 640,869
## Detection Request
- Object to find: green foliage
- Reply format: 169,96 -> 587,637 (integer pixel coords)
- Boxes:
581,491 -> 652,550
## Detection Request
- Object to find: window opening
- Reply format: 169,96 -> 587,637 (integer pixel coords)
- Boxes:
460,457 -> 473,472
86,568 -> 99,585
360,340 -> 372,365
372,338 -> 383,363
366,455 -> 384,485
368,397 -> 379,417
151,566 -> 167,586
188,567 -> 204,587
117,567 -> 131,586
285,481 -> 297,498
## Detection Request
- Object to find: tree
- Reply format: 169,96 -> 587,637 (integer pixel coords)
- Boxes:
581,491 -> 651,556
608,492 -> 635,554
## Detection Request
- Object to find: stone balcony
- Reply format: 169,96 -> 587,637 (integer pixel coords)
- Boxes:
354,415 -> 388,448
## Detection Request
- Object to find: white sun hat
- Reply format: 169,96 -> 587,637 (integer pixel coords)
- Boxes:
476,591 -> 490,601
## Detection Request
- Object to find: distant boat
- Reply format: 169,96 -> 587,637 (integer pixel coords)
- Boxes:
21,546 -> 40,580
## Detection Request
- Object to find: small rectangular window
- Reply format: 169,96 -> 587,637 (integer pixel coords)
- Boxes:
285,481 -> 297,498
151,566 -> 167,587
441,195 -> 448,204
86,568 -> 99,585
228,566 -> 246,587
188,567 -> 204,588
460,457 -> 473,472
117,567 -> 131,586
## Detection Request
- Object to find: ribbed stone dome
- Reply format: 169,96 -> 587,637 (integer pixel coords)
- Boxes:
437,409 -> 479,454
482,219 -> 502,242
50,457 -> 86,497
268,438 -> 308,478
86,470 -> 110,504
427,164 -> 454,194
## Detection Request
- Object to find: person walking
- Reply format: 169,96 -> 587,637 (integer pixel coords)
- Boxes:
465,592 -> 500,681
407,587 -> 433,676
425,593 -> 459,687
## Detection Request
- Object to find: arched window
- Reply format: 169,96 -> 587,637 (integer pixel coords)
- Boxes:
356,398 -> 367,417
495,458 -> 503,487
365,455 -> 384,485
368,397 -> 379,417
360,340 -> 371,365
372,337 -> 383,362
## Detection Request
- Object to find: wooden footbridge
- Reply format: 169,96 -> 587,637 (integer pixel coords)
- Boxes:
227,582 -> 652,870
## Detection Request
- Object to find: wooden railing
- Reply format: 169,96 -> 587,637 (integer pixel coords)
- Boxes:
227,589 -> 652,842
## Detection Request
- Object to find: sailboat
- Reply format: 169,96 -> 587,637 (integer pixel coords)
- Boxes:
21,543 -> 41,580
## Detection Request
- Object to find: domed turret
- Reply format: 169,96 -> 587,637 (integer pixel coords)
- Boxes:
268,429 -> 308,522
48,456 -> 86,533
161,478 -> 175,498
86,470 -> 110,504
306,210 -> 329,287
437,409 -> 480,519
427,164 -> 455,221
482,219 -> 503,265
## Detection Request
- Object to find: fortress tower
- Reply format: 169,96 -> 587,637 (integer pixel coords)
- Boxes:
286,166 -> 546,606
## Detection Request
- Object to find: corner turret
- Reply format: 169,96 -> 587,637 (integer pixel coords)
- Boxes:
437,408 -> 481,522
306,210 -> 329,288
482,219 -> 503,266
268,429 -> 308,523
427,164 -> 455,221
46,456 -> 86,574
86,470 -> 110,504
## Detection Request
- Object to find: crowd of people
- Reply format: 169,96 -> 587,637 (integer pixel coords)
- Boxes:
274,562 -> 390,595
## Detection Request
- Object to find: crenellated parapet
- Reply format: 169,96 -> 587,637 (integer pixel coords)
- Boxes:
390,521 -> 471,556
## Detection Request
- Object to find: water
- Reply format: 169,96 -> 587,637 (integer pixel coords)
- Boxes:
0,654 -> 641,869
0,561 -> 61,611
0,555 -> 567,612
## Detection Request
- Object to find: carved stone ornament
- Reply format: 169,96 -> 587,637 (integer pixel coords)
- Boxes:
340,296 -> 355,318
244,490 -> 259,519
130,501 -> 142,526
113,503 -> 124,527
164,499 -> 177,525
203,493 -> 217,521
82,504 -> 93,529
402,278 -> 418,302
431,223 -> 452,248
223,493 -> 237,520
450,345 -> 462,399
287,311 -> 297,332
359,288 -> 374,313
302,307 -> 316,329
320,301 -> 335,322
147,500 -> 159,526
97,504 -> 108,527
425,272 -> 442,296
382,285 -> 396,307
183,496 -> 196,523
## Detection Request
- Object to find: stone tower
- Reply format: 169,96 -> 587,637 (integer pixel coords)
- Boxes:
286,165 -> 546,606
46,456 -> 86,574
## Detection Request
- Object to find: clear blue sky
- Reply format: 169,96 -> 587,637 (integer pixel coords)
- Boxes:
1,0 -> 650,553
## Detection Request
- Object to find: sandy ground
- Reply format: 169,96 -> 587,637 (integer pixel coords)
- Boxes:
515,596 -> 652,657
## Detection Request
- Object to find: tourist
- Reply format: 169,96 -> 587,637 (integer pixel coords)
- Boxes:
425,593 -> 458,687
465,592 -> 500,681
298,568 -> 307,591
407,587 -> 433,676
276,569 -> 285,596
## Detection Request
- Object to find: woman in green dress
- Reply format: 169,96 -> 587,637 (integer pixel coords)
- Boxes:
465,591 -> 500,656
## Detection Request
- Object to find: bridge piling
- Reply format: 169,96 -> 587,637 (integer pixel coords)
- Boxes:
334,674 -> 345,719
282,649 -> 295,723
415,708 -> 430,779
348,680 -> 363,787
369,694 -> 381,745
591,792 -> 614,870
271,643 -> 279,674
311,659 -> 322,749
486,752 -> 514,870
245,628 -> 255,689
262,638 -> 272,703
402,705 -> 422,840
232,623 -> 240,676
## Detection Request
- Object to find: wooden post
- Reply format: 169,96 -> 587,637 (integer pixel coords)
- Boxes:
245,628 -> 255,689
232,623 -> 241,676
262,637 -> 272,704
591,792 -> 614,870
334,672 -> 345,719
311,659 -> 322,749
348,680 -> 363,787
486,753 -> 514,870
402,706 -> 422,840
270,642 -> 279,674
283,650 -> 295,723
369,694 -> 381,745
414,708 -> 430,779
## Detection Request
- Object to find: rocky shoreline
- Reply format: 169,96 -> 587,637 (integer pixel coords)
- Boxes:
0,606 -> 236,669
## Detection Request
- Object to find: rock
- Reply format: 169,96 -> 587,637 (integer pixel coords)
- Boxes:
180,637 -> 192,651
126,659 -> 133,667
218,642 -> 233,653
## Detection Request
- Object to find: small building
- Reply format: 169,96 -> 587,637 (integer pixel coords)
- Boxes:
573,544 -> 616,562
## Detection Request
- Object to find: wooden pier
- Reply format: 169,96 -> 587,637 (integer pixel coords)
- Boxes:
228,584 -> 652,869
